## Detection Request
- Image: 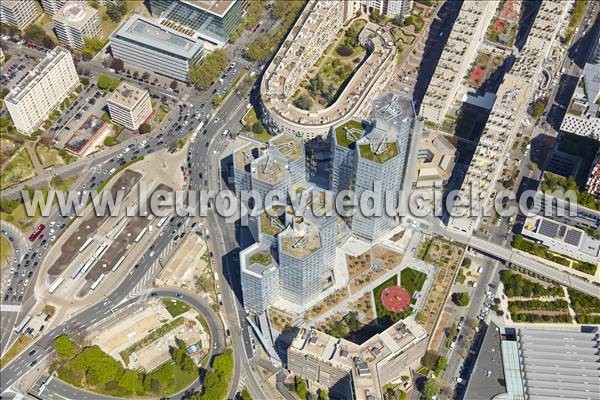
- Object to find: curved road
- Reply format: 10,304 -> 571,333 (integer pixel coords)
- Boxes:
25,288 -> 224,400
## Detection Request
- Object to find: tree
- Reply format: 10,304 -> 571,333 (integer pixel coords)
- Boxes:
170,80 -> 178,90
142,72 -> 150,81
423,378 -> 441,399
82,37 -> 106,57
106,2 -> 127,23
240,388 -> 252,400
453,292 -> 470,307
97,74 -> 120,91
295,376 -> 308,399
54,335 -> 78,358
80,77 -> 90,86
138,123 -> 152,134
110,58 -> 124,72
24,24 -> 46,46
252,121 -> 265,134
370,9 -> 384,24
433,356 -> 448,376
188,49 -> 229,90
532,97 -> 548,118
421,350 -> 439,369
293,95 -> 313,110
118,370 -> 144,394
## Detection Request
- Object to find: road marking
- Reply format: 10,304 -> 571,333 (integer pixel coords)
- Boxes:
0,305 -> 21,313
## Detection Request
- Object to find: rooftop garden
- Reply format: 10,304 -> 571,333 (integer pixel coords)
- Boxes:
249,251 -> 272,266
335,119 -> 367,149
259,208 -> 285,236
293,19 -> 368,110
359,141 -> 399,164
270,135 -> 302,159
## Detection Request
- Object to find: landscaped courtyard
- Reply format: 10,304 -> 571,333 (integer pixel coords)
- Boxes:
293,19 -> 368,111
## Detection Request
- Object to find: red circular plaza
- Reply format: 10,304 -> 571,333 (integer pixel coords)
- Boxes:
381,286 -> 411,313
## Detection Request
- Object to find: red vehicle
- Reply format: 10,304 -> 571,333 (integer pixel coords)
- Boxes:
28,224 -> 45,241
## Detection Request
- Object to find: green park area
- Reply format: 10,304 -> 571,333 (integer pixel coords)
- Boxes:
161,299 -> 191,318
400,267 -> 427,297
97,74 -> 121,92
394,29 -> 415,45
52,335 -> 198,398
0,148 -> 35,190
294,19 -> 367,110
542,172 -> 600,211
373,268 -> 426,329
0,195 -> 43,233
242,108 -> 272,142
36,145 -> 76,168
0,236 -> 10,268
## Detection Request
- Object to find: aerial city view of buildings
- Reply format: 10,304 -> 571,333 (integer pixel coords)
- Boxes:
0,1 -> 599,400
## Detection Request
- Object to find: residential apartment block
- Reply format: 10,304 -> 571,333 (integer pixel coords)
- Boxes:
53,2 -> 103,51
106,81 -> 152,130
288,318 -> 428,400
147,0 -> 243,48
559,62 -> 600,140
109,14 -> 205,82
41,0 -> 67,16
0,0 -> 39,30
585,151 -> 600,199
358,0 -> 413,18
5,48 -> 79,134
415,131 -> 456,188
448,0 -> 573,234
240,243 -> 280,315
419,1 -> 499,124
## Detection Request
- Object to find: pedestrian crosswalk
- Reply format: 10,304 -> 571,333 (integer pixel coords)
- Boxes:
0,304 -> 21,313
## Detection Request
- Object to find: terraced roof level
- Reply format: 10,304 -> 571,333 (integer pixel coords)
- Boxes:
252,153 -> 288,184
259,206 -> 286,237
358,138 -> 399,164
280,227 -> 322,259
270,134 -> 304,161
334,119 -> 367,150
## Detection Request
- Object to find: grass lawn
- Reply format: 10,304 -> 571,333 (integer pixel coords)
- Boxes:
0,148 -> 35,189
400,267 -> 427,295
242,108 -> 272,142
0,236 -> 10,268
97,1 -> 144,39
0,335 -> 33,368
51,175 -> 79,192
36,145 -> 76,168
395,30 -> 415,45
154,104 -> 170,125
145,361 -> 198,397
373,275 -> 412,328
0,187 -> 49,233
162,299 -> 190,318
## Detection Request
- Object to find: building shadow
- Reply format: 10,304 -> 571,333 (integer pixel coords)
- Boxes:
568,13 -> 600,68
514,0 -> 542,51
412,0 -> 463,111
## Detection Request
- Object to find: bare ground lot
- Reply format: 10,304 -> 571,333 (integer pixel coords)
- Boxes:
48,170 -> 142,276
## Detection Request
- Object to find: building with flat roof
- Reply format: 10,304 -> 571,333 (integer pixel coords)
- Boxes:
109,14 -> 205,82
41,0 -> 66,16
53,2 -> 103,51
1,0 -> 39,30
521,215 -> 600,264
420,1 -> 499,124
240,243 -> 280,314
585,150 -> 600,199
5,48 -> 79,134
559,62 -> 600,140
359,0 -> 413,18
288,317 -> 428,400
147,0 -> 243,48
106,81 -> 152,130
64,115 -> 112,157
415,131 -> 456,188
331,118 -> 368,194
448,0 -> 572,234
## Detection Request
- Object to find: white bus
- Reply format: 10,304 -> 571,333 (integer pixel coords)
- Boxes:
70,263 -> 85,279
48,277 -> 64,294
157,216 -> 168,228
14,315 -> 32,334
78,238 -> 94,253
134,227 -> 148,243
80,256 -> 96,275
111,256 -> 126,272
90,273 -> 105,290
92,242 -> 109,259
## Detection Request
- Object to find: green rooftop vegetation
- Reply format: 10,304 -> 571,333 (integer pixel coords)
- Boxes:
359,141 -> 399,164
249,252 -> 272,266
270,135 -> 302,160
334,120 -> 366,149
259,208 -> 285,236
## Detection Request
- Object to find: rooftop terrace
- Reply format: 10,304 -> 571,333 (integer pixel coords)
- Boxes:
334,119 -> 367,150
280,224 -> 321,259
259,205 -> 286,237
270,134 -> 303,161
358,139 -> 399,164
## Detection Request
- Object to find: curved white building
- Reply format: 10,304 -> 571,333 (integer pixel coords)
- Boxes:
259,0 -> 397,140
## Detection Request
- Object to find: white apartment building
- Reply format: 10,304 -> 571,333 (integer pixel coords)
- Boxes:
419,1 -> 499,125
240,243 -> 280,314
106,81 -> 152,130
0,0 -> 39,30
5,48 -> 79,134
41,0 -> 67,16
359,0 -> 413,18
53,2 -> 103,51
448,0 -> 573,234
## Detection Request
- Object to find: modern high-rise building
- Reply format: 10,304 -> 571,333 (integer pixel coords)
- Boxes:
0,0 -> 39,30
53,2 -> 103,51
278,217 -> 325,307
106,81 -> 153,130
147,0 -> 243,48
250,151 -> 293,208
419,1 -> 499,124
331,118 -> 368,195
268,134 -> 306,186
5,48 -> 79,134
240,243 -> 280,314
358,0 -> 413,18
109,14 -> 205,82
41,0 -> 66,16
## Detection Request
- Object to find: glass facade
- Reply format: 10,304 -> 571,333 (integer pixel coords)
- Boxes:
148,0 -> 243,45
